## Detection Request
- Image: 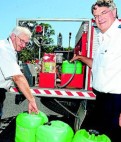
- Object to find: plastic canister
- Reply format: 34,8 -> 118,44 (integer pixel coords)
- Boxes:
36,120 -> 74,142
15,111 -> 48,142
61,60 -> 82,74
72,129 -> 111,142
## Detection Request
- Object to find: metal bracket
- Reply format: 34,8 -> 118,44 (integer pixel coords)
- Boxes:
74,100 -> 87,131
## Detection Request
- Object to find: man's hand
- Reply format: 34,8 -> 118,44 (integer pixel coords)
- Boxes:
71,51 -> 82,62
28,98 -> 39,114
70,55 -> 81,63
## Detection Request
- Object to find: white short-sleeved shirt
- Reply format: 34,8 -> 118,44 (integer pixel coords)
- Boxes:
0,38 -> 23,89
92,19 -> 121,94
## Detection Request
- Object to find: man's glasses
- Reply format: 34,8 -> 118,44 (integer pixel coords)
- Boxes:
16,36 -> 29,46
94,10 -> 112,20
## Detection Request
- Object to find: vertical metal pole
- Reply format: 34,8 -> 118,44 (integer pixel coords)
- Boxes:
67,32 -> 71,60
85,19 -> 92,90
39,26 -> 45,60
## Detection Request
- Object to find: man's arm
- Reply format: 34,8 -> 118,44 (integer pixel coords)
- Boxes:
12,75 -> 34,102
70,55 -> 93,68
12,74 -> 38,113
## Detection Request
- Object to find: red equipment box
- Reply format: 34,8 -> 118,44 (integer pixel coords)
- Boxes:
60,73 -> 84,89
39,72 -> 56,88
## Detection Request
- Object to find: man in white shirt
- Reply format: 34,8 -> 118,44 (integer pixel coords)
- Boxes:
70,0 -> 121,141
0,26 -> 39,123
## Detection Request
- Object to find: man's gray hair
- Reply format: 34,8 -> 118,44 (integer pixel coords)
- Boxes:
91,0 -> 117,14
11,26 -> 32,38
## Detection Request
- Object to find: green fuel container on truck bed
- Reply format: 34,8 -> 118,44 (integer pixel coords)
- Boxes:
36,120 -> 74,142
62,60 -> 83,74
15,111 -> 48,142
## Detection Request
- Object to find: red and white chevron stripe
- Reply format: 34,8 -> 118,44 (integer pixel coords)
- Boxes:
9,87 -> 96,100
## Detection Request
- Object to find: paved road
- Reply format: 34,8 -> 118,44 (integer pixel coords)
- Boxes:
2,93 -> 58,119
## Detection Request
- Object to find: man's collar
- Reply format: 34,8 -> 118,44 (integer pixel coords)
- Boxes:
8,37 -> 17,54
105,19 -> 120,37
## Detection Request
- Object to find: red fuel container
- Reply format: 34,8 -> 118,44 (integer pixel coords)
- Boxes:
60,74 -> 84,89
39,72 -> 56,88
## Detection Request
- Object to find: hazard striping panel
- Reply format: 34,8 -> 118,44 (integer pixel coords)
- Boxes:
9,87 -> 96,100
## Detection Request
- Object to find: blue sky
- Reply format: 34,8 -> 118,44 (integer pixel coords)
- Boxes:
0,0 -> 121,47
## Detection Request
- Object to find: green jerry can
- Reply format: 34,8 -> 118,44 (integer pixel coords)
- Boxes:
62,60 -> 83,74
72,129 -> 111,142
36,120 -> 74,142
15,111 -> 48,142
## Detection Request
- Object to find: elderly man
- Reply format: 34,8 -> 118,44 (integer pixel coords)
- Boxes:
70,0 -> 121,141
0,26 -> 39,124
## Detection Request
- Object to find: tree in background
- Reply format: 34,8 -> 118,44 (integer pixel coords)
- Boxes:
18,20 -> 73,63
18,21 -> 55,62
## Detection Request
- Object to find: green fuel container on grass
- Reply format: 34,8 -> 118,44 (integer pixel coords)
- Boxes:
62,60 -> 82,74
72,129 -> 111,142
15,111 -> 48,142
36,120 -> 74,142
